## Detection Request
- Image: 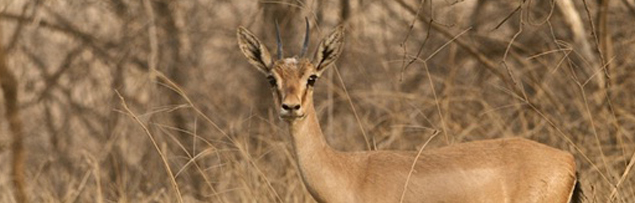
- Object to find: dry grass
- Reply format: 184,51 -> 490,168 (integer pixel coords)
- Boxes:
0,0 -> 634,202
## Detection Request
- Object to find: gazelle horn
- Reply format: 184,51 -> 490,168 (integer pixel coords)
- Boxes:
299,17 -> 310,57
275,20 -> 283,60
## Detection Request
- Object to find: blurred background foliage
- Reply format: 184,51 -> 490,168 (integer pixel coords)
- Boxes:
0,0 -> 634,202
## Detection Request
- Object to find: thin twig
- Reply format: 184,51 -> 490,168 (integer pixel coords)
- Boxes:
423,62 -> 450,144
399,130 -> 439,202
399,0 -> 428,81
334,67 -> 372,150
400,18 -> 432,82
154,71 -> 283,202
116,91 -> 184,203
492,4 -> 521,31
501,61 -> 611,185
395,0 -> 518,95
610,146 -> 635,200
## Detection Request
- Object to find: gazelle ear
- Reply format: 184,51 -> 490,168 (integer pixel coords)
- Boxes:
237,27 -> 273,73
314,26 -> 344,74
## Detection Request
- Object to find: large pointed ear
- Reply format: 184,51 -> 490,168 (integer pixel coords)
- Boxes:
237,27 -> 273,73
314,26 -> 344,74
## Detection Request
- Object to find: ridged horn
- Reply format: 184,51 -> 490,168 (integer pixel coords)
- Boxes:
275,20 -> 283,60
299,17 -> 310,57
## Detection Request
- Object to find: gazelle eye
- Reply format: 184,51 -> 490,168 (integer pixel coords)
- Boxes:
267,76 -> 277,87
307,75 -> 318,86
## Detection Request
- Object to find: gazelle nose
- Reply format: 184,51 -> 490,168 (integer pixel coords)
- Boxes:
281,103 -> 301,111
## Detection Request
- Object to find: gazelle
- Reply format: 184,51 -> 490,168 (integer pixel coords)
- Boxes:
236,20 -> 583,203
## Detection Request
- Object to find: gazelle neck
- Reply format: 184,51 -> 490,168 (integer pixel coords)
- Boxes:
286,99 -> 356,202
287,100 -> 332,155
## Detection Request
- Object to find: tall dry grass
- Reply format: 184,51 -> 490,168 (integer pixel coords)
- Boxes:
0,0 -> 634,202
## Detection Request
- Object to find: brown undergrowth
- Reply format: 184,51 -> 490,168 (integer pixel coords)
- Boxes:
0,0 -> 634,202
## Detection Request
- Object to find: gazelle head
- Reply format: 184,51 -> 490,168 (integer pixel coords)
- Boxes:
237,20 -> 344,121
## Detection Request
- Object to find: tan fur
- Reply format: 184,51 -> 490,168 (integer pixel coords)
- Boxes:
237,25 -> 578,203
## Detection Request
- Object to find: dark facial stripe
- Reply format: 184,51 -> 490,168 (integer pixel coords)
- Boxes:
301,82 -> 310,107
272,87 -> 282,108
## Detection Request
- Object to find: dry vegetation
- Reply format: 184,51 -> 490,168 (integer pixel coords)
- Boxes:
0,0 -> 634,202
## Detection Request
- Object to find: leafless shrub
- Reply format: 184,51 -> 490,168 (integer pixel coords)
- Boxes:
0,0 -> 633,202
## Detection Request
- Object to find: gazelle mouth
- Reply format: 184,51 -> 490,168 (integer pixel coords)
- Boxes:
280,114 -> 306,120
